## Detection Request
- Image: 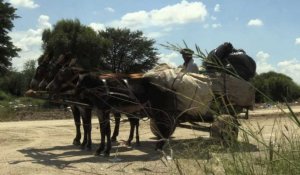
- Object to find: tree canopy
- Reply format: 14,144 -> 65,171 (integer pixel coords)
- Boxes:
40,21 -> 158,73
41,19 -> 108,69
0,60 -> 36,96
98,28 -> 158,73
0,0 -> 20,75
252,71 -> 300,103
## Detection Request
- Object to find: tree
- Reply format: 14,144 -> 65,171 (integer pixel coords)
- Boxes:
41,19 -> 108,69
252,71 -> 300,103
22,60 -> 36,90
0,69 -> 24,96
0,60 -> 36,96
0,0 -> 20,75
98,28 -> 158,73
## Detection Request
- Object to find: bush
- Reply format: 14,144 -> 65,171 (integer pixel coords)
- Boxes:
252,71 -> 300,103
0,90 -> 12,101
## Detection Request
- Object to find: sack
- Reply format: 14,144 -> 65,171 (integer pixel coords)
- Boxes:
203,42 -> 256,81
203,42 -> 234,71
144,64 -> 213,116
226,52 -> 256,81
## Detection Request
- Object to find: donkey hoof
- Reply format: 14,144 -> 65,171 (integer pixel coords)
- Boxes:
86,146 -> 92,151
103,152 -> 110,157
73,139 -> 81,146
94,151 -> 101,156
80,145 -> 85,150
111,137 -> 117,142
155,147 -> 163,152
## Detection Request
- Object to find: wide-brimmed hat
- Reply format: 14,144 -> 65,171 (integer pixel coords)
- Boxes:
180,48 -> 194,55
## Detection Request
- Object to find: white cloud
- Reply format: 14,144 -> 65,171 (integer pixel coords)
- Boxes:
89,22 -> 106,32
10,15 -> 52,70
214,4 -> 220,12
247,19 -> 264,27
37,15 -> 52,29
203,24 -> 210,29
255,51 -> 300,83
110,0 -> 207,29
255,51 -> 275,73
105,7 -> 115,13
295,37 -> 300,45
211,16 -> 217,20
277,59 -> 300,84
9,0 -> 39,8
203,23 -> 222,29
158,52 -> 179,67
212,23 -> 222,28
145,32 -> 164,39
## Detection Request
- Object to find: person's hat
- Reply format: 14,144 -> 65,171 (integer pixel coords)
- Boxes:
180,48 -> 194,55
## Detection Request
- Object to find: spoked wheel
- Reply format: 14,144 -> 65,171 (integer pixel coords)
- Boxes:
210,115 -> 239,144
150,118 -> 176,139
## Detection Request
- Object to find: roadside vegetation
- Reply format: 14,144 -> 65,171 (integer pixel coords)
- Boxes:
2,1 -> 300,174
164,104 -> 300,175
161,44 -> 300,175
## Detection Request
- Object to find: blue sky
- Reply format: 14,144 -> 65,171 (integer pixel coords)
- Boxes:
7,0 -> 300,83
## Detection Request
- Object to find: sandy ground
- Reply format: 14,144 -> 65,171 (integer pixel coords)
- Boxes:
1,106 -> 300,175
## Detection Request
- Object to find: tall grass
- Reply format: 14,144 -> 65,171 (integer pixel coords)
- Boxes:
158,43 -> 300,175
0,91 -> 51,121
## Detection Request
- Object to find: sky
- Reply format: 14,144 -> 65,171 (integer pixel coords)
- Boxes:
6,0 -> 300,83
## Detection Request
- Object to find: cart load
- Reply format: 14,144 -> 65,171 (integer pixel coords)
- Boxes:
144,64 -> 213,116
143,63 -> 255,117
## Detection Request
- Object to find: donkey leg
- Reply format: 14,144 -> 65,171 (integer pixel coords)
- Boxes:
126,117 -> 135,146
86,110 -> 93,151
84,108 -> 92,151
111,112 -> 121,142
95,111 -> 106,156
80,122 -> 88,150
72,106 -> 81,146
104,112 -> 112,157
135,118 -> 140,146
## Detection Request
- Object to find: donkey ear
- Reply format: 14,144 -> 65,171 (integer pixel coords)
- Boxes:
78,74 -> 85,81
55,54 -> 65,64
68,58 -> 77,67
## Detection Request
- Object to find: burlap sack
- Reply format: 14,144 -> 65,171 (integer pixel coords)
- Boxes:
144,64 -> 213,116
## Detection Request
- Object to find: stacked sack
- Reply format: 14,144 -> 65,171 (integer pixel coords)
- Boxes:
143,64 -> 213,116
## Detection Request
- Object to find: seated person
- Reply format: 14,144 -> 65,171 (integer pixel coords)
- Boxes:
180,48 -> 199,73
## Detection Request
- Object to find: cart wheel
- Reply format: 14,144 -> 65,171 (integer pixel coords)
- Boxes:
210,115 -> 239,144
150,118 -> 175,139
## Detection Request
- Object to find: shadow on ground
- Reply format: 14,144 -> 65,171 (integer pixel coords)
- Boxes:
169,137 -> 259,160
13,136 -> 258,169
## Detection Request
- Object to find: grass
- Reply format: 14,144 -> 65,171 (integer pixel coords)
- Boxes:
160,110 -> 300,175
0,91 -> 61,121
157,43 -> 300,175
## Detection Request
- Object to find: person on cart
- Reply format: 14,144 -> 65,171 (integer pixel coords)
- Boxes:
180,48 -> 199,73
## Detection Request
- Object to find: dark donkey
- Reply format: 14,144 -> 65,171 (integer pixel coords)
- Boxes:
46,67 -> 142,154
30,55 -> 51,90
28,54 -> 94,149
75,73 -> 177,156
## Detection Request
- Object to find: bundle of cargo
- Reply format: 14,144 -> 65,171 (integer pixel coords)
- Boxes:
143,64 -> 213,117
143,62 -> 255,117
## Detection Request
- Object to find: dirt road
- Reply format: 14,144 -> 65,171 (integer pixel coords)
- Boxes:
1,107 -> 300,175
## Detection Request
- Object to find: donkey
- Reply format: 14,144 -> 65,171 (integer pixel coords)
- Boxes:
30,60 -> 50,90
74,72 -> 180,156
46,67 -> 142,155
29,54 -> 95,149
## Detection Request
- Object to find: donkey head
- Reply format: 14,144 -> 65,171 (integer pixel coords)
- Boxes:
46,66 -> 85,94
30,62 -> 49,90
